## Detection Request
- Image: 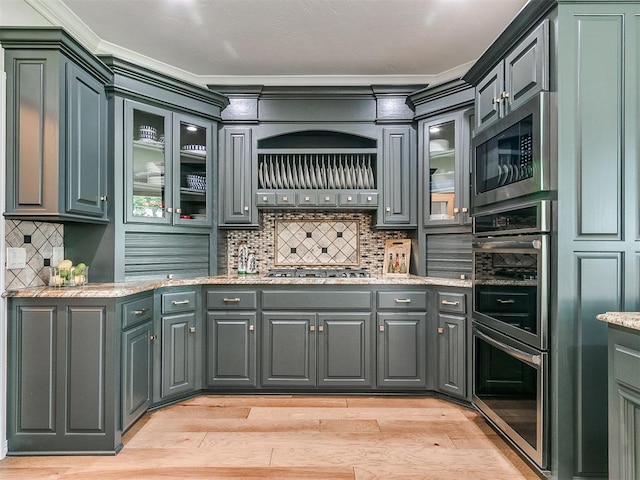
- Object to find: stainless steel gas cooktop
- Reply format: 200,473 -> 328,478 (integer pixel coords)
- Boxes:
264,268 -> 371,278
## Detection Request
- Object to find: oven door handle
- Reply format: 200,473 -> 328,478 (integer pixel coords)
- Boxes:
472,239 -> 542,250
474,328 -> 541,367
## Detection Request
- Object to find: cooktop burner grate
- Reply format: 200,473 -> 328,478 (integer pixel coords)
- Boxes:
264,268 -> 370,278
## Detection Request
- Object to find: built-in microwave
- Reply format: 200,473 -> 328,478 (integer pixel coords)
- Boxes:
472,92 -> 556,209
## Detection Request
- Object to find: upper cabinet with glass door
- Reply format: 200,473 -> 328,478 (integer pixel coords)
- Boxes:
423,109 -> 472,229
125,100 -> 213,226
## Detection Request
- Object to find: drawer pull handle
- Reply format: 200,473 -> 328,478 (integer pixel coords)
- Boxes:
496,299 -> 515,304
437,327 -> 444,334
249,325 -> 254,331
171,299 -> 190,305
394,298 -> 411,303
189,327 -> 196,333
223,297 -> 241,303
441,300 -> 460,306
132,308 -> 148,315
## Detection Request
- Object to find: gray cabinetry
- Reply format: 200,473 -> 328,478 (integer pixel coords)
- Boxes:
205,289 -> 258,388
155,288 -> 201,402
121,294 -> 154,431
607,324 -> 640,480
125,101 -> 214,227
7,297 -> 121,454
220,126 -> 255,226
376,290 -> 427,388
380,126 -> 416,227
436,291 -> 467,399
1,28 -> 110,223
422,109 -> 473,229
261,289 -> 373,389
475,20 -> 549,132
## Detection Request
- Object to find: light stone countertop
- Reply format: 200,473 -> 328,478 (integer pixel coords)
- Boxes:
3,274 -> 471,299
597,312 -> 640,332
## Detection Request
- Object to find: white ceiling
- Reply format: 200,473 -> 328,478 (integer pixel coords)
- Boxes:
19,0 -> 529,87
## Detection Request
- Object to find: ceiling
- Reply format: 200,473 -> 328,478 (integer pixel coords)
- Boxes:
21,0 -> 529,87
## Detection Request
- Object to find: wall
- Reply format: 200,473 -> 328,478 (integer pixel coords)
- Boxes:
224,211 -> 410,276
4,220 -> 64,290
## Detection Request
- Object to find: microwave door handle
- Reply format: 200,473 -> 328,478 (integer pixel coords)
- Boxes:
472,239 -> 542,250
474,328 -> 541,367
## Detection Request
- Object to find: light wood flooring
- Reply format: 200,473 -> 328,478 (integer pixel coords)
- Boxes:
0,395 -> 541,479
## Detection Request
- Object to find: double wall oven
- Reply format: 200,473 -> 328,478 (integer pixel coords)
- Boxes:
471,92 -> 556,471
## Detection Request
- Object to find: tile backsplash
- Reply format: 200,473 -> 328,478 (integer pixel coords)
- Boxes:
224,211 -> 409,275
4,220 -> 64,290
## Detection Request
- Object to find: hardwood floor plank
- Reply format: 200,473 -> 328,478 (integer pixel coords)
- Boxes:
0,395 -> 540,479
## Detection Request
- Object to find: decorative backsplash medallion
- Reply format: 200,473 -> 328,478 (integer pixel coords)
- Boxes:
275,220 -> 358,266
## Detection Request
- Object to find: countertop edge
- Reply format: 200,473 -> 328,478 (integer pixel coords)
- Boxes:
597,312 -> 640,332
3,275 -> 472,298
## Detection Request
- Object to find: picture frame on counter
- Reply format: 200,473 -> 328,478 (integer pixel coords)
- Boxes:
383,239 -> 411,277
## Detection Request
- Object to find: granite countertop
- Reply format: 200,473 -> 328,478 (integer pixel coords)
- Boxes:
597,312 -> 640,332
3,274 -> 471,298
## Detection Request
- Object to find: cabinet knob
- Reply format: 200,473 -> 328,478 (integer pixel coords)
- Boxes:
501,91 -> 510,99
492,97 -> 501,105
249,324 -> 255,331
437,327 -> 444,334
189,326 -> 196,333
453,207 -> 460,214
262,196 -> 268,202
100,195 -> 108,202
150,334 -> 158,341
283,196 -> 289,202
462,207 -> 468,213
325,196 -> 330,201
166,207 -> 173,213
347,196 -> 352,201
244,206 -> 249,211
309,325 -> 315,332
318,325 -> 324,332
304,196 -> 310,201
386,207 -> 391,212
379,325 -> 385,332
175,208 -> 182,214
367,196 -> 372,202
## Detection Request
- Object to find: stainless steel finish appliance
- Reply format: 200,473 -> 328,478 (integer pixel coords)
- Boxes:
472,92 -> 556,209
473,322 -> 548,468
472,200 -> 551,471
264,268 -> 371,278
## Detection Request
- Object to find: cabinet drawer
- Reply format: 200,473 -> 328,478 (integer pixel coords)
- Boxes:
262,290 -> 371,310
297,192 -> 318,206
276,193 -> 295,206
318,192 -> 337,206
161,290 -> 197,314
377,291 -> 427,310
122,295 -> 154,329
614,344 -> 640,389
339,192 -> 358,207
477,290 -> 531,313
206,290 -> 257,310
438,292 -> 466,314
359,192 -> 378,206
256,192 -> 276,206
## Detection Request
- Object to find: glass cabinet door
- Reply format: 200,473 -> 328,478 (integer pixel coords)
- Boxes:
125,101 -> 171,224
174,114 -> 212,226
425,114 -> 458,225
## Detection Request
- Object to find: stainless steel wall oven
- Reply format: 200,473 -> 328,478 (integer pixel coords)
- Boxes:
472,200 -> 551,470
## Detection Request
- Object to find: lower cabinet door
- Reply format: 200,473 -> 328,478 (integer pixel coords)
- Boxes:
122,320 -> 154,431
437,313 -> 466,398
377,312 -> 427,388
206,312 -> 257,388
161,312 -> 197,399
317,313 -> 372,388
262,312 -> 316,387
